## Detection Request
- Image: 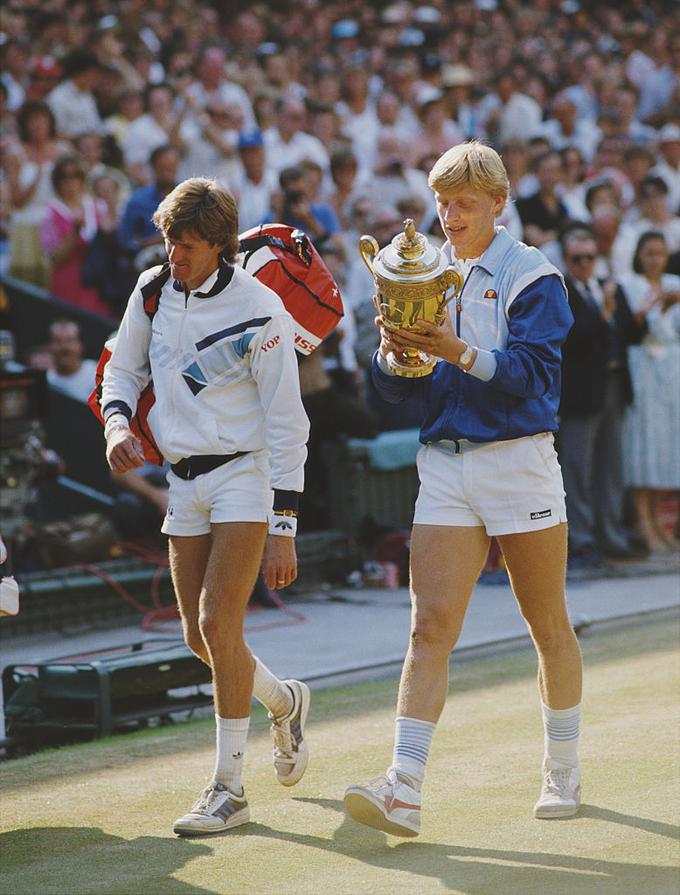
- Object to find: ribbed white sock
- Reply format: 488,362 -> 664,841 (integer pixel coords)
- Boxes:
252,656 -> 294,719
392,716 -> 436,789
213,715 -> 249,792
541,701 -> 581,769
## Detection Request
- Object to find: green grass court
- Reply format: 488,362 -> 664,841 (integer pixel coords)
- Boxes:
1,617 -> 679,895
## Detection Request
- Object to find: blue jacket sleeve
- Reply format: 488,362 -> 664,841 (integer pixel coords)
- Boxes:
489,274 -> 574,399
370,351 -> 429,404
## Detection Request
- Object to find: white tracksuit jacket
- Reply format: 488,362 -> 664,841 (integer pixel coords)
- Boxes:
101,262 -> 309,494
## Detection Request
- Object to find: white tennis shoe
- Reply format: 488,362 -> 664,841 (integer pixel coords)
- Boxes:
344,767 -> 421,837
173,782 -> 250,836
534,764 -> 581,818
269,679 -> 310,786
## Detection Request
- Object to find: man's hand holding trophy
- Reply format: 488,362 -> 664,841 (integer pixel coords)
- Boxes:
359,219 -> 467,377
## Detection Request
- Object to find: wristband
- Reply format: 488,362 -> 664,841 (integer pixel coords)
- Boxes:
105,413 -> 131,437
268,510 -> 298,537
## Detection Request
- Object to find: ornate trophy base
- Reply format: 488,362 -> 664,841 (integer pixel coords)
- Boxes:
387,349 -> 436,378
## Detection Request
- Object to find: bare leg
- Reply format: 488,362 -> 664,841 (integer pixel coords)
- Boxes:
498,523 -> 582,709
397,524 -> 491,723
170,522 -> 267,717
633,487 -> 665,550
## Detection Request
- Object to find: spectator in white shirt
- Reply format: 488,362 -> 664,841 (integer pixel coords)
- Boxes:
46,319 -> 98,402
652,124 -> 680,215
482,69 -> 543,146
539,92 -> 602,163
184,46 -> 255,130
232,129 -> 278,232
122,83 -> 191,186
47,49 -> 104,139
263,95 -> 330,179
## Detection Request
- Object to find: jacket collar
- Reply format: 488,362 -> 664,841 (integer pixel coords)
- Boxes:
171,259 -> 234,297
442,226 -> 513,276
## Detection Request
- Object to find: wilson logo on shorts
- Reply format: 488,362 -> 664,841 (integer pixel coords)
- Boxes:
530,509 -> 552,520
484,289 -> 498,300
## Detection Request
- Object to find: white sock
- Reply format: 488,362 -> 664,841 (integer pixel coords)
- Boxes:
252,656 -> 294,719
213,715 -> 249,792
391,716 -> 436,789
541,702 -> 581,769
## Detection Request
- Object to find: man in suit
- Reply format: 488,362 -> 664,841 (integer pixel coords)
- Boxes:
558,225 -> 647,568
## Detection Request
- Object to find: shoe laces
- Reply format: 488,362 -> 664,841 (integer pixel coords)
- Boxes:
193,782 -> 227,813
542,767 -> 575,797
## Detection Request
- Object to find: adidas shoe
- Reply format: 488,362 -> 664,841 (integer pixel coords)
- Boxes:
269,679 -> 310,786
344,767 -> 421,837
533,764 -> 581,818
173,782 -> 250,836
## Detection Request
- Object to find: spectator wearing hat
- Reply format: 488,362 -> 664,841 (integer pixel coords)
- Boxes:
46,49 -> 104,139
652,124 -> 680,214
263,95 -> 330,180
232,129 -> 278,233
440,63 -> 480,141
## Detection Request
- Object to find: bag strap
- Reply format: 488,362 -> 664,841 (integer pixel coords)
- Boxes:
239,229 -> 312,267
140,263 -> 172,321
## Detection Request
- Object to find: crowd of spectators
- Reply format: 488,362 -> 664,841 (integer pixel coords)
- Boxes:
1,0 -> 678,559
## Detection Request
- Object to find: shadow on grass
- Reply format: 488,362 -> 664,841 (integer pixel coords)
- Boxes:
0,826 -> 216,895
234,796 -> 677,895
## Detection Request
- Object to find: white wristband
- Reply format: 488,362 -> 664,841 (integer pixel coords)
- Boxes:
268,512 -> 297,537
105,413 -> 131,439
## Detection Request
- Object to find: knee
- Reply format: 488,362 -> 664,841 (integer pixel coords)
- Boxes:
410,607 -> 460,654
182,623 -> 209,664
527,614 -> 576,654
198,604 -> 243,653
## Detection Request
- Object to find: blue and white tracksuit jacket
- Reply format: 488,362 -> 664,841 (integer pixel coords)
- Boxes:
101,263 -> 309,493
372,227 -> 574,444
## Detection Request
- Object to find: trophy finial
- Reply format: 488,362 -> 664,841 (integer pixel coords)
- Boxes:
404,218 -> 416,242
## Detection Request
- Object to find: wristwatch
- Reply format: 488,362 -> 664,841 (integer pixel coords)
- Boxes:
457,343 -> 474,368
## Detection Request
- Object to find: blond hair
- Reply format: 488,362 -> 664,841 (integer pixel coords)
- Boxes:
152,177 -> 239,262
428,141 -> 510,208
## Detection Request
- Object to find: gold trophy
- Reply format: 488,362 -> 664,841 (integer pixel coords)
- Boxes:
359,219 -> 463,377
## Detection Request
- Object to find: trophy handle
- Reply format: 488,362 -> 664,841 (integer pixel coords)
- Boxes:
440,267 -> 464,306
359,235 -> 379,274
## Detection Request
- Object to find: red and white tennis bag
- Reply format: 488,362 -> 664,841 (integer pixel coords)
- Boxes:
238,223 -> 343,354
88,225 -> 344,463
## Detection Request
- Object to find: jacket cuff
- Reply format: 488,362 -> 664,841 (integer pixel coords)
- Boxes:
102,400 -> 133,422
467,348 -> 497,381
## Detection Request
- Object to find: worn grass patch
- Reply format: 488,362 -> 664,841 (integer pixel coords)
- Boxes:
1,618 -> 678,895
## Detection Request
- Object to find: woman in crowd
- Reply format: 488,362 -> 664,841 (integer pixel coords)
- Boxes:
39,155 -> 113,317
5,99 -> 70,287
621,231 -> 680,552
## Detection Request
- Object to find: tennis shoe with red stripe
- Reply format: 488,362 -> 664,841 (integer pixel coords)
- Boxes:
344,767 -> 421,837
173,782 -> 249,836
269,679 -> 310,786
534,764 -> 581,818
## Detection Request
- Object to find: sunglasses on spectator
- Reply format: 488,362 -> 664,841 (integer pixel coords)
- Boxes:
567,253 -> 595,263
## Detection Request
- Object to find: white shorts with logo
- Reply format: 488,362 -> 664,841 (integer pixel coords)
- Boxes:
413,432 -> 567,536
161,450 -> 272,537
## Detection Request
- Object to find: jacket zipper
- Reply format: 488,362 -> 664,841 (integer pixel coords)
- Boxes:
454,270 -> 474,338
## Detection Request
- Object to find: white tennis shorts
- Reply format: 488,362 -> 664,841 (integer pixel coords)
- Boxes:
413,432 -> 567,536
161,450 -> 272,537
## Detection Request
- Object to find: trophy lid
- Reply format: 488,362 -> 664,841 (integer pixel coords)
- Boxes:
371,219 -> 450,284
